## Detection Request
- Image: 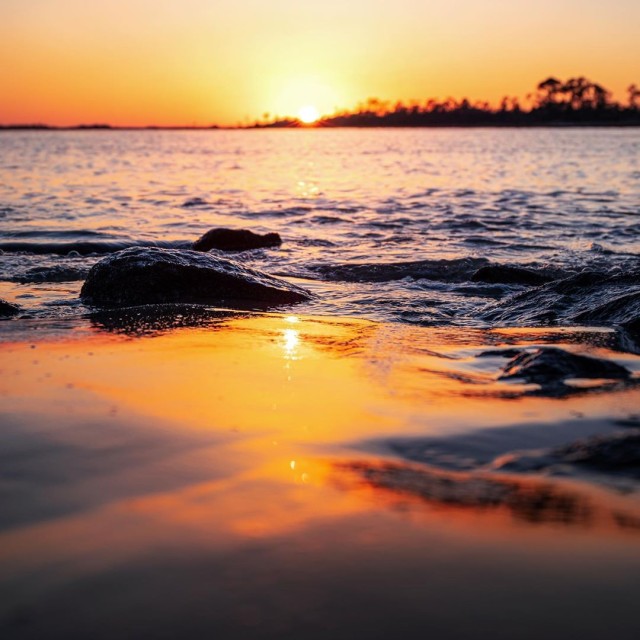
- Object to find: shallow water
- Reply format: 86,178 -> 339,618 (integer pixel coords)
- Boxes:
0,128 -> 638,326
1,317 -> 640,639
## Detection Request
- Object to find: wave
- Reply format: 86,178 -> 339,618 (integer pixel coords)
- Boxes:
310,257 -> 490,283
481,268 -> 640,327
0,239 -> 191,256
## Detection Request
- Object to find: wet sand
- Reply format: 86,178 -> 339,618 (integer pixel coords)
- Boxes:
1,312 -> 640,639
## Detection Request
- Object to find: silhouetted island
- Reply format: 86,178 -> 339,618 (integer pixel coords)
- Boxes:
254,77 -> 640,128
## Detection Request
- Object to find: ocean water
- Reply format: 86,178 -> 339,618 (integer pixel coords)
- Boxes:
0,128 -> 638,327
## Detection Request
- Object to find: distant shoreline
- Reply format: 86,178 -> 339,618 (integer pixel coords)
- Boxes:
1,122 -> 640,131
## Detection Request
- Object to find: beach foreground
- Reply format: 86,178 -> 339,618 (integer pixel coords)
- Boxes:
1,312 -> 639,639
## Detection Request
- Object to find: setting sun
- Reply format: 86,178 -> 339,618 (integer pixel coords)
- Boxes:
298,105 -> 320,124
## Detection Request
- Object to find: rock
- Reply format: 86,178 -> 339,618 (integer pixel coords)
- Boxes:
471,265 -> 554,286
481,269 -> 640,327
80,247 -> 310,308
192,228 -> 282,252
0,298 -> 20,317
499,347 -> 630,385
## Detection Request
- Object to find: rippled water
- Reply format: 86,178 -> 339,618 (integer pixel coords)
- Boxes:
0,128 -> 638,326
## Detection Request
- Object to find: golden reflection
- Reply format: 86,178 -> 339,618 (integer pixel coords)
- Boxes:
1,313 -> 639,554
281,328 -> 300,360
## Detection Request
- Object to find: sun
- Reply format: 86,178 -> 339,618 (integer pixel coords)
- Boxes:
298,105 -> 320,124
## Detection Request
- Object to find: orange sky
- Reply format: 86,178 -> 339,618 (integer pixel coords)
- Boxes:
1,0 -> 638,126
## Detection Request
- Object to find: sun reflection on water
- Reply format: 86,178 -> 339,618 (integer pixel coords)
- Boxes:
281,328 -> 301,360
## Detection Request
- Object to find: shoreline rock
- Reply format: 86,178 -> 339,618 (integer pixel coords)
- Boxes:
80,247 -> 310,308
192,228 -> 282,252
498,347 -> 630,385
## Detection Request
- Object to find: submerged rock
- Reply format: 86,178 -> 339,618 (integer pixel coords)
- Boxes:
0,298 -> 20,317
80,247 -> 310,308
192,228 -> 282,252
499,347 -> 630,385
471,264 -> 554,286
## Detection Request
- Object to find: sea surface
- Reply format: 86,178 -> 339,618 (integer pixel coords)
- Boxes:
0,128 -> 638,326
1,129 -> 640,639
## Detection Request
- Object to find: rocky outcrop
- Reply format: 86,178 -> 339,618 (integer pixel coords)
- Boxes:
80,247 -> 310,308
192,228 -> 282,252
498,347 -> 630,385
0,298 -> 20,317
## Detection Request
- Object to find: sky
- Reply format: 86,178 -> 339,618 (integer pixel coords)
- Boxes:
1,0 -> 638,126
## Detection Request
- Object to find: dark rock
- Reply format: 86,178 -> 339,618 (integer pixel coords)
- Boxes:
481,269 -> 640,327
193,228 -> 282,252
80,247 -> 310,308
0,298 -> 20,317
499,347 -> 630,385
471,265 -> 554,286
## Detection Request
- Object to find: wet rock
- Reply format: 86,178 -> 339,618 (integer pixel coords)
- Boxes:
499,347 -> 630,385
0,298 -> 20,317
481,269 -> 640,327
80,247 -> 310,308
192,228 -> 282,252
471,265 -> 554,286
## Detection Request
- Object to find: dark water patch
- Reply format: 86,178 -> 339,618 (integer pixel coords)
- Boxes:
0,298 -> 20,317
309,215 -> 349,224
89,305 -> 243,336
339,460 -> 621,529
11,265 -> 89,283
312,257 -> 489,283
0,239 -> 191,256
181,197 -> 210,208
471,265 -> 559,286
3,229 -> 108,239
494,430 -> 640,480
463,236 -> 506,246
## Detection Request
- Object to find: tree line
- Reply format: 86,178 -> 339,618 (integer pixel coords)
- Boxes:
255,77 -> 640,128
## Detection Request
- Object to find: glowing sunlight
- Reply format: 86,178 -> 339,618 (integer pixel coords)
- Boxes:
298,105 -> 320,124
